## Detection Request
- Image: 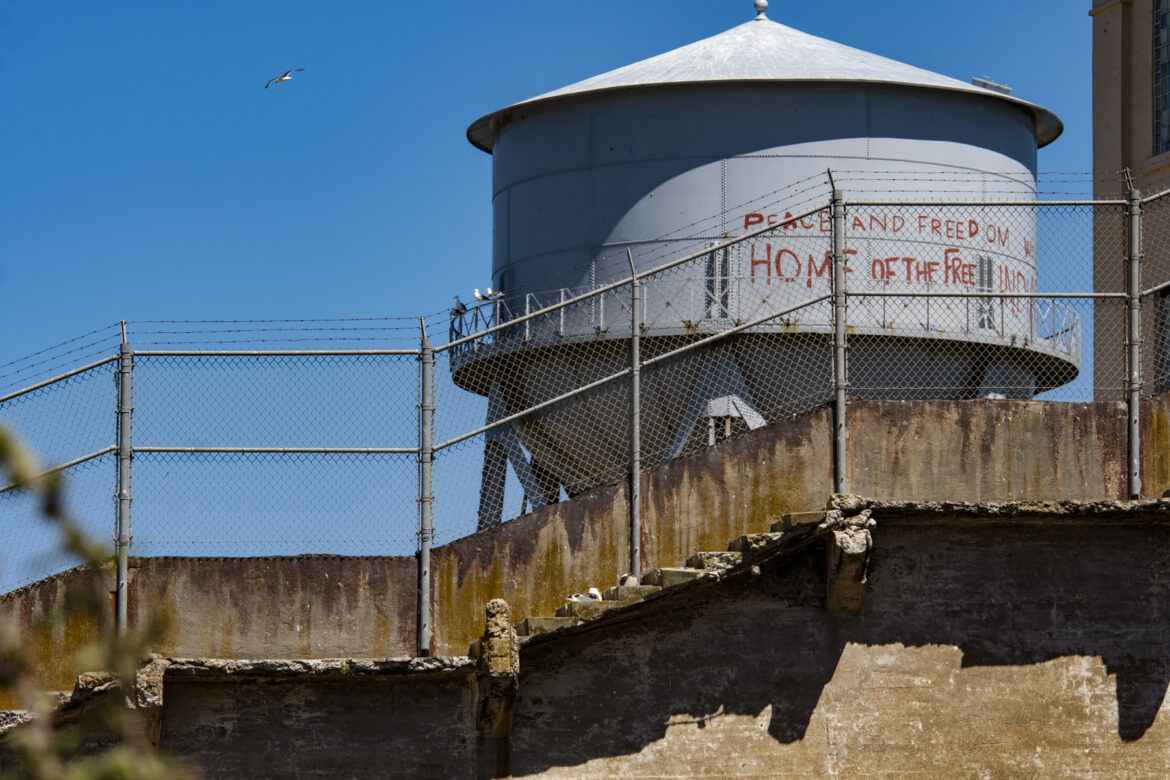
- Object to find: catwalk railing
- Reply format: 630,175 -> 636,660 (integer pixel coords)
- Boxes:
3,171 -> 1166,655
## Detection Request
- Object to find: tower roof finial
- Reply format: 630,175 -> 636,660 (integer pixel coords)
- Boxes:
754,0 -> 768,20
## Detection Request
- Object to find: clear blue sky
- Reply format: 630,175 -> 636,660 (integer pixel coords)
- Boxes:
0,1 -> 1091,363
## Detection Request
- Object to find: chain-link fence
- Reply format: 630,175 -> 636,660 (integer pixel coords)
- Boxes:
0,321 -> 429,599
3,172 -> 1167,653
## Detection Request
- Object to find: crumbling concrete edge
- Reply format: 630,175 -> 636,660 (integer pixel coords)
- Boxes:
515,494 -> 1170,649
159,655 -> 475,680
0,654 -> 477,741
847,496 -> 1170,522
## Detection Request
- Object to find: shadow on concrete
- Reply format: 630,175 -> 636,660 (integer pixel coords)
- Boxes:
508,522 -> 1170,775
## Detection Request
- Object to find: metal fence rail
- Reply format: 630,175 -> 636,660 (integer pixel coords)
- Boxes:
4,171 -> 1169,655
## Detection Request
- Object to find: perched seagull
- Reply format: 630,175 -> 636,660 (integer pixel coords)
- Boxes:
265,68 -> 305,88
451,295 -> 467,316
485,288 -> 505,300
473,288 -> 486,302
567,587 -> 602,602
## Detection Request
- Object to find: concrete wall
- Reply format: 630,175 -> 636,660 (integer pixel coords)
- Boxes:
159,670 -> 478,777
1143,390 -> 1170,496
130,555 -> 418,660
0,566 -> 109,710
504,512 -> 1170,777
849,398 -> 1128,501
29,506 -> 1160,777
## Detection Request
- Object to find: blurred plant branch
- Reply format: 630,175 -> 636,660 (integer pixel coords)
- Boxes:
0,428 -> 191,779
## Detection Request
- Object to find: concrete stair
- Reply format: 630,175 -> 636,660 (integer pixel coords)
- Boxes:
685,551 -> 742,571
509,508 -> 810,646
772,510 -> 829,532
727,532 -> 784,554
555,600 -> 620,619
515,585 -> 664,639
514,616 -> 581,639
640,567 -> 713,587
602,584 -> 661,603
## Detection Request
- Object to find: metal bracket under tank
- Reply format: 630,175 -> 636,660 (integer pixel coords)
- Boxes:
477,382 -> 561,531
665,349 -> 767,460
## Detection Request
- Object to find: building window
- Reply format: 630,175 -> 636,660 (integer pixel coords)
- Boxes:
1156,0 -> 1170,155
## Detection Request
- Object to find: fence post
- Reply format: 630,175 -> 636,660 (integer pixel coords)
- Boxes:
831,185 -> 848,495
417,319 -> 435,656
626,249 -> 642,583
1127,172 -> 1143,499
115,326 -> 133,635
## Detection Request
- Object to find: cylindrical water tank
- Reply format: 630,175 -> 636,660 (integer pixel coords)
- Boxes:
455,3 -> 1073,496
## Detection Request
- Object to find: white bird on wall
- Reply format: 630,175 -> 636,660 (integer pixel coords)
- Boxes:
567,587 -> 602,602
265,68 -> 305,88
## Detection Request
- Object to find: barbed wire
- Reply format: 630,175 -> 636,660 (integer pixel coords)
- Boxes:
0,335 -> 122,391
130,326 -> 426,336
0,323 -> 120,371
133,335 -> 422,346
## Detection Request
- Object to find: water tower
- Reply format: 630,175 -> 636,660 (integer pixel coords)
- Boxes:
454,2 -> 1074,523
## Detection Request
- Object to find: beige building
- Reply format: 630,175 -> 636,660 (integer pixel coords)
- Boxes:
1093,0 -> 1170,397
1093,0 -> 1170,190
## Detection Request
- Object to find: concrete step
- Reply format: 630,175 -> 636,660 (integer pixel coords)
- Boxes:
555,600 -> 620,620
601,584 -> 661,603
727,532 -> 784,554
515,616 -> 581,638
685,551 -> 743,571
640,567 -> 712,588
772,510 -> 829,533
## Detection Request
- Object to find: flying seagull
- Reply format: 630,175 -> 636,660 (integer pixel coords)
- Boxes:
567,587 -> 602,602
265,68 -> 305,88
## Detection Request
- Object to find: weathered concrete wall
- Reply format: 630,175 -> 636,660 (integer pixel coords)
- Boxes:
1143,390 -> 1170,497
434,482 -> 631,659
0,565 -> 109,709
130,555 -> 417,660
848,398 -> 1129,501
158,668 -> 478,778
508,512 -> 1170,777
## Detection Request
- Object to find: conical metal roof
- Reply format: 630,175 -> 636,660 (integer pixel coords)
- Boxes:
467,8 -> 1062,152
